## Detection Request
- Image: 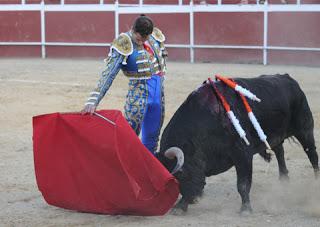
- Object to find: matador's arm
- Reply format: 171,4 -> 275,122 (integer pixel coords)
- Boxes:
82,33 -> 133,114
85,51 -> 124,108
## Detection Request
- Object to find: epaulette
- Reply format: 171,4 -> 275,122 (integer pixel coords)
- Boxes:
152,27 -> 165,43
111,33 -> 133,56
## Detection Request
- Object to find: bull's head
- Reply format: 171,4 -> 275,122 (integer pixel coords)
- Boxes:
163,147 -> 184,174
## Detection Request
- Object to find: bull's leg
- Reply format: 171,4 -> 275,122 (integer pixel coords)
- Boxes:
172,157 -> 206,214
171,190 -> 203,214
189,189 -> 204,204
173,197 -> 189,213
273,143 -> 289,181
172,175 -> 205,214
294,131 -> 319,178
234,153 -> 253,213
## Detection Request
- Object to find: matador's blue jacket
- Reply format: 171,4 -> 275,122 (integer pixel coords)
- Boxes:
85,28 -> 167,153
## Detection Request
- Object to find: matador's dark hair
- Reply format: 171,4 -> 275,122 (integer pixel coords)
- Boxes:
132,14 -> 154,38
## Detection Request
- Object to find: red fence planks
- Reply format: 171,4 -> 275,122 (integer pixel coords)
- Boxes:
0,2 -> 319,66
23,0 -> 113,3
302,0 -> 320,3
0,0 -> 21,3
195,48 -> 262,63
143,0 -> 180,4
182,0 -> 218,4
45,12 -> 115,43
119,13 -> 190,44
118,0 -> 139,4
0,11 -> 41,42
26,0 -> 60,3
46,46 -> 109,58
194,12 -> 263,46
266,0 -> 297,4
64,0 -> 100,3
166,48 -> 190,61
268,50 -> 320,66
268,12 -> 320,48
0,46 -> 41,57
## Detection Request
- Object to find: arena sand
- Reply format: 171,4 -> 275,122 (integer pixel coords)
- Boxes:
0,59 -> 319,226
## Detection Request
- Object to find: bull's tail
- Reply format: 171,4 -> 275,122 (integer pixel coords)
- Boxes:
164,147 -> 184,174
292,87 -> 319,176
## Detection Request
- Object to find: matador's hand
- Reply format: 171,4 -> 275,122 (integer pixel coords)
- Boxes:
81,104 -> 97,115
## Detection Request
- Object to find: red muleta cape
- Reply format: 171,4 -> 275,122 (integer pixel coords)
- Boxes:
32,110 -> 179,216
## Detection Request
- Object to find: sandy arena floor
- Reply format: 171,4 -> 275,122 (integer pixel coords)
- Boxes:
0,59 -> 319,226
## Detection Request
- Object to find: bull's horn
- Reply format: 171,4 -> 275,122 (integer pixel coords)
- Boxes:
164,147 -> 184,174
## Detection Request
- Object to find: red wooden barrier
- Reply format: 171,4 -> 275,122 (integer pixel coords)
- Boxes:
0,2 -> 319,66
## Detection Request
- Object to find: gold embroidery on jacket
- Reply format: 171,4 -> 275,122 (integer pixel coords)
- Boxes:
111,33 -> 133,56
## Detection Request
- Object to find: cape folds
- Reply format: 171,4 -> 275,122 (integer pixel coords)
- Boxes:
32,110 -> 179,216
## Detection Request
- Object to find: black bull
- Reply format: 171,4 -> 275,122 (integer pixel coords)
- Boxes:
156,74 -> 319,213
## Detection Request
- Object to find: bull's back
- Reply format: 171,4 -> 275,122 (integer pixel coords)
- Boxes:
161,74 -> 311,152
235,74 -> 302,104
232,74 -> 311,144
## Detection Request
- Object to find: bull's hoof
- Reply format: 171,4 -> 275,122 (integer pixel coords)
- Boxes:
314,168 -> 319,179
170,207 -> 187,216
189,196 -> 201,204
279,174 -> 290,182
174,197 -> 190,211
189,191 -> 204,204
239,203 -> 252,215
